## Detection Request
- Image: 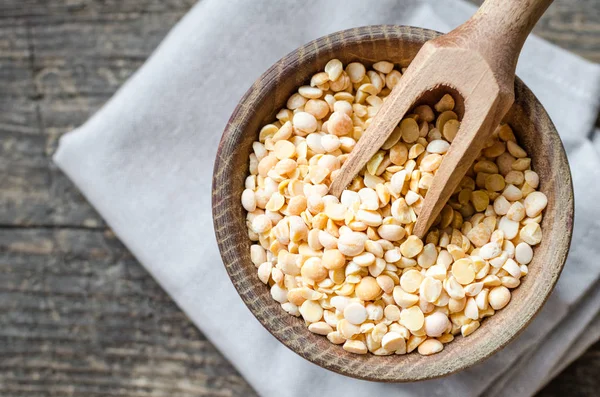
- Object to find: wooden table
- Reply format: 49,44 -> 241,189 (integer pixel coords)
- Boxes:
0,1 -> 598,395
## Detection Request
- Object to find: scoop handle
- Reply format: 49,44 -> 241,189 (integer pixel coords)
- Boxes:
439,0 -> 553,88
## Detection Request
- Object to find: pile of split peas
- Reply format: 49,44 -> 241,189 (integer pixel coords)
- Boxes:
241,58 -> 547,356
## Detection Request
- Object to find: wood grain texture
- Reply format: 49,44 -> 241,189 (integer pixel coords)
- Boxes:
213,25 -> 573,382
0,0 -> 597,395
0,229 -> 254,397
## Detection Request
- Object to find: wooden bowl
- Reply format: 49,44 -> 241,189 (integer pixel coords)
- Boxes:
212,26 -> 573,382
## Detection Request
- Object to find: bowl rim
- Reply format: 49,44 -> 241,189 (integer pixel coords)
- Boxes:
212,25 -> 574,382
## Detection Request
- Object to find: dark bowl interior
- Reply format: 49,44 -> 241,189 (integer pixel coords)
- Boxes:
212,26 -> 573,382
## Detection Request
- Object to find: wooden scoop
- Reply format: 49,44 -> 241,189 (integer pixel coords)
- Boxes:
329,0 -> 552,239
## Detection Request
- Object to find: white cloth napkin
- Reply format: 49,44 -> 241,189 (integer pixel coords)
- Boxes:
53,0 -> 600,395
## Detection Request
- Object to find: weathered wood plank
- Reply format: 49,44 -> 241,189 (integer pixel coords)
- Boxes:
0,98 -> 40,135
0,19 -> 36,98
0,0 -> 197,18
0,228 -> 257,397
0,129 -> 105,226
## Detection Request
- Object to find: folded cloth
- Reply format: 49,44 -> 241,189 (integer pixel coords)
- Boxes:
594,129 -> 600,154
547,311 -> 600,384
53,0 -> 600,395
